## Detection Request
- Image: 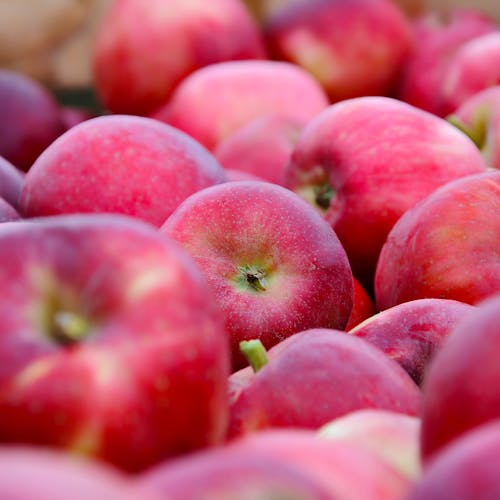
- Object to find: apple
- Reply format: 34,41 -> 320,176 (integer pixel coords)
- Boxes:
375,171 -> 500,310
152,60 -> 329,151
440,32 -> 500,116
138,429 -> 411,500
93,0 -> 266,116
0,197 -> 21,223
409,420 -> 500,500
0,445 -> 158,500
59,106 -> 95,131
224,168 -> 267,182
318,409 -> 421,480
0,213 -> 230,472
0,69 -> 64,171
214,114 -> 303,185
161,181 -> 354,369
284,96 -> 487,290
20,114 -> 227,227
397,8 -> 497,116
349,298 -> 476,384
228,328 -> 420,438
0,155 -> 24,209
263,0 -> 413,102
344,278 -> 376,331
419,293 -> 500,460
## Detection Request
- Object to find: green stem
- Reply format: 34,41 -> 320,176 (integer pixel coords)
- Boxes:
240,339 -> 269,373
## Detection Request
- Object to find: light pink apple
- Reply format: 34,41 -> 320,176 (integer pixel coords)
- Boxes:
228,328 -> 420,438
93,0 -> 266,116
263,0 -> 414,102
20,114 -> 227,227
0,155 -> 24,209
224,168 -> 267,182
344,278 -> 376,331
152,60 -> 329,151
161,181 -> 354,369
375,171 -> 500,310
349,298 -> 476,384
0,213 -> 230,472
285,96 -> 487,291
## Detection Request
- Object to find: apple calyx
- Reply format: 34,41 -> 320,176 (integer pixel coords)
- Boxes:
447,114 -> 487,150
240,339 -> 269,373
236,264 -> 268,292
314,183 -> 334,210
49,311 -> 90,346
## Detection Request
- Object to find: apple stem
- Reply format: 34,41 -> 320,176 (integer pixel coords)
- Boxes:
237,264 -> 268,292
314,184 -> 334,210
51,311 -> 89,345
240,339 -> 269,373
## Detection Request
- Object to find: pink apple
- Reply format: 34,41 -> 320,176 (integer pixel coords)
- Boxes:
263,0 -> 413,102
0,155 -> 24,209
228,328 -> 420,438
20,115 -> 227,227
152,60 -> 329,151
214,114 -> 303,185
397,8 -> 497,116
0,446 -> 158,500
447,85 -> 500,169
285,96 -> 487,290
419,294 -> 500,460
318,409 -> 421,480
344,278 -> 376,331
0,213 -> 230,472
375,171 -> 500,310
224,168 -> 267,182
0,69 -> 64,171
93,0 -> 266,116
0,197 -> 20,223
349,299 -> 476,384
409,420 -> 500,499
161,181 -> 354,369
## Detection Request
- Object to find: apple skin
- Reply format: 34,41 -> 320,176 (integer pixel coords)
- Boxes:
375,171 -> 500,310
397,8 -> 497,116
152,60 -> 329,151
419,294 -> 500,461
0,197 -> 21,223
263,0 -> 413,103
161,181 -> 354,369
0,214 -> 230,472
0,69 -> 65,171
285,96 -> 487,290
447,85 -> 500,170
349,299 -> 475,384
318,409 -> 421,481
409,420 -> 500,500
228,328 -> 421,438
224,168 -> 267,182
0,446 -> 159,500
0,156 -> 24,209
214,114 -> 303,185
20,114 -> 227,227
93,0 -> 266,116
344,278 -> 376,331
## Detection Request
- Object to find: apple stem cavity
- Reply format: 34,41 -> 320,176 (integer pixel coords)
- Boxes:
236,264 -> 268,292
51,311 -> 89,346
314,183 -> 334,210
240,339 -> 269,373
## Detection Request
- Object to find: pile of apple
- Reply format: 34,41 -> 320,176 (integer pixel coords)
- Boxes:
0,0 -> 499,498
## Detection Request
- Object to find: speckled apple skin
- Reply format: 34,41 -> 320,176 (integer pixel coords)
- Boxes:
162,181 -> 354,369
0,214 -> 230,472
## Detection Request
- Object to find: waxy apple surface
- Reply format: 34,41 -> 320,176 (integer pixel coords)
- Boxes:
0,214 -> 230,472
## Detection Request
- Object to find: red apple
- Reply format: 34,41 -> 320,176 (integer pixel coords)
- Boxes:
214,114 -> 303,185
409,420 -> 500,500
285,96 -> 487,290
344,278 -> 376,331
263,0 -> 413,102
0,155 -> 24,209
349,298 -> 476,384
152,60 -> 329,151
161,181 -> 354,369
0,213 -> 230,472
420,293 -> 500,460
20,115 -> 227,227
318,409 -> 421,480
0,197 -> 20,223
93,0 -> 266,116
0,69 -> 64,171
228,328 -> 420,438
375,171 -> 500,310
0,446 -> 157,500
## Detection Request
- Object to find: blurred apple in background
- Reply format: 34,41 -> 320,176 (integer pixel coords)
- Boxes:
59,106 -> 95,131
0,214 -> 230,472
93,0 -> 266,116
162,181 -> 353,368
0,69 -> 64,171
0,198 -> 21,223
152,60 -> 329,151
20,115 -> 227,227
375,171 -> 500,310
344,278 -> 377,331
285,96 -> 487,291
263,0 -> 414,103
0,156 -> 24,210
